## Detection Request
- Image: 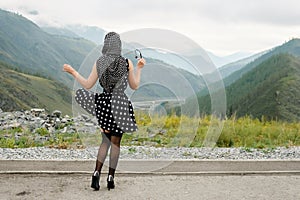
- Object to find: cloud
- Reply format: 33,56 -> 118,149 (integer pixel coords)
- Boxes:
2,0 -> 300,27
28,10 -> 38,15
0,0 -> 300,55
194,0 -> 300,26
19,6 -> 39,16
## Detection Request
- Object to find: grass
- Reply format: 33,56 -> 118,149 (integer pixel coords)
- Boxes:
0,127 -> 83,149
0,112 -> 299,149
215,115 -> 300,148
0,63 -> 72,114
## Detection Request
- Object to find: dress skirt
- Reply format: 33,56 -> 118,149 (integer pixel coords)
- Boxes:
75,88 -> 137,136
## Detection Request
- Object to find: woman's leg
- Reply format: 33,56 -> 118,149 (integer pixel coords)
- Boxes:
108,134 -> 122,178
95,131 -> 111,173
91,131 -> 112,190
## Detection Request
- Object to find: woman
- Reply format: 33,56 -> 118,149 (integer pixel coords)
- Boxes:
63,32 -> 145,191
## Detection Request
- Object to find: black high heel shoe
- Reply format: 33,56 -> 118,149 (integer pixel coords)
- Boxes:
107,175 -> 115,190
91,171 -> 100,191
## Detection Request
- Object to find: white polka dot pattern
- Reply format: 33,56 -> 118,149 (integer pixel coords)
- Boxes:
75,88 -> 137,135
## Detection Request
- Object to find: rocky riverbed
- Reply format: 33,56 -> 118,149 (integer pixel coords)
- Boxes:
0,108 -> 99,133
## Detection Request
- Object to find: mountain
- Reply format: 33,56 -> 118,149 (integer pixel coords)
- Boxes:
201,51 -> 267,89
0,9 -> 96,86
42,25 -> 106,45
223,39 -> 300,86
197,53 -> 300,121
207,51 -> 254,68
0,61 -> 72,114
44,25 -> 257,71
124,55 -> 205,102
65,25 -> 106,45
226,54 -> 300,121
198,38 -> 300,99
218,51 -> 266,79
42,26 -> 80,38
0,9 -> 203,113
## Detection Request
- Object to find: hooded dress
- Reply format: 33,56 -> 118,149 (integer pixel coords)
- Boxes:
75,32 -> 137,136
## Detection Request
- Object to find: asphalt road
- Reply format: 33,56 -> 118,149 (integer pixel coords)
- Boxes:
1,173 -> 299,200
0,160 -> 299,200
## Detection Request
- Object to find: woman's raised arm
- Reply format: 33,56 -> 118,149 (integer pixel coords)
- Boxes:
127,58 -> 146,90
63,63 -> 98,90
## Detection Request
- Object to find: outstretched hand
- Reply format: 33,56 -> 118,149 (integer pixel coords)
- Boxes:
137,58 -> 146,69
63,64 -> 76,75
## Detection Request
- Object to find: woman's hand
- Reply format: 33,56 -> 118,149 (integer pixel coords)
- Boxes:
63,64 -> 77,76
137,58 -> 146,69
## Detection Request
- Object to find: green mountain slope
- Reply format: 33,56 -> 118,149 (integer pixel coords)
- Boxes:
0,62 -> 72,114
223,39 -> 300,86
227,54 -> 300,121
0,9 -> 96,86
198,54 -> 300,121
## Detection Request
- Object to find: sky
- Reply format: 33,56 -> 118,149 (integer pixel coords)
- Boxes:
1,0 -> 300,56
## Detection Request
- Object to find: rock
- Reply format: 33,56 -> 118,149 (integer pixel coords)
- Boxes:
54,118 -> 62,129
61,118 -> 68,123
52,110 -> 62,118
81,114 -> 90,122
39,113 -> 48,120
158,129 -> 167,135
84,122 -> 94,127
91,117 -> 98,125
68,129 -> 76,134
0,108 -> 2,113
8,122 -> 21,129
26,122 -> 37,132
4,113 -> 15,121
35,135 -> 49,142
44,123 -> 54,129
48,127 -> 55,134
60,127 -> 68,133
31,108 -> 45,117
0,108 -> 98,139
149,133 -> 156,138
14,111 -> 25,119
73,116 -> 83,123
24,110 -> 31,115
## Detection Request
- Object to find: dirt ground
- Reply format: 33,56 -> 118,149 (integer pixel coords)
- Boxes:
0,174 -> 299,200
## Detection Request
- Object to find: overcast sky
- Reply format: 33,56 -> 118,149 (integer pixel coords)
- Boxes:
1,0 -> 300,56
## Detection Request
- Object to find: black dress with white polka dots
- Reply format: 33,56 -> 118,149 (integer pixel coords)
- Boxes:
75,58 -> 137,136
95,63 -> 137,135
75,32 -> 137,136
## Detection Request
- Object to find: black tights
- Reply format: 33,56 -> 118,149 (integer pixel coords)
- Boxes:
95,131 -> 122,177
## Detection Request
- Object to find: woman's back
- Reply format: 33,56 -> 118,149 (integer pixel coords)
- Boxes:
96,55 -> 129,93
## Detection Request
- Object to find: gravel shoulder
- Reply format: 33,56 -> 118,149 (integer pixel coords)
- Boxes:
1,146 -> 300,160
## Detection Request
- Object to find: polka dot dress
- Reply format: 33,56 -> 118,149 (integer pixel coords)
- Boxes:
75,89 -> 96,116
95,89 -> 137,135
75,32 -> 138,136
75,60 -> 137,136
